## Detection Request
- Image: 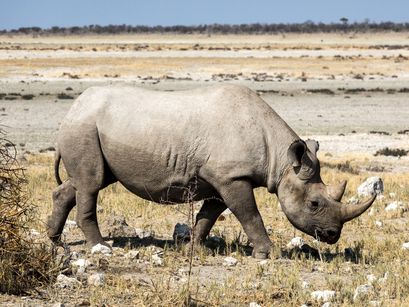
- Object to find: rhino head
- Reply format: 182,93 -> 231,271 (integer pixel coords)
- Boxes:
277,139 -> 376,244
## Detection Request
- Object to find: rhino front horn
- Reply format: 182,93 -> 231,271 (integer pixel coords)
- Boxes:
341,194 -> 377,222
328,180 -> 347,201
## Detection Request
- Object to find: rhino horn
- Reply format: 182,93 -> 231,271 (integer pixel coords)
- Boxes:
341,194 -> 377,222
327,180 -> 347,201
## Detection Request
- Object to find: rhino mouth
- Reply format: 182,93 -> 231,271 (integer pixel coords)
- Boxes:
314,228 -> 340,245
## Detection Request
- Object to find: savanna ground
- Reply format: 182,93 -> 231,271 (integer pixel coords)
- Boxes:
1,32 -> 409,306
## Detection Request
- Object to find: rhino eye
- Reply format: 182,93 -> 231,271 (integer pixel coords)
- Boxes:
310,201 -> 319,210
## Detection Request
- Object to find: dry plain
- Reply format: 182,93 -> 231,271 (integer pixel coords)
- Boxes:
1,32 -> 409,306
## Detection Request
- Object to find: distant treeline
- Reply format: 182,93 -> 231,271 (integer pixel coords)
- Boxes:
3,22 -> 409,35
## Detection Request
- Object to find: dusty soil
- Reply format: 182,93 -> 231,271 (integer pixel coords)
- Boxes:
1,33 -> 409,306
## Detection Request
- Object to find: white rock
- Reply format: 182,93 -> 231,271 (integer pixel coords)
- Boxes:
125,250 -> 140,260
379,272 -> 388,284
367,274 -> 377,284
135,228 -> 152,239
223,256 -> 238,267
374,220 -> 383,227
152,253 -> 164,266
385,201 -> 405,212
29,229 -> 40,237
357,177 -> 383,197
369,300 -> 381,306
311,290 -> 336,302
322,303 -> 332,307
287,237 -> 305,249
249,302 -> 261,307
353,284 -> 374,301
301,281 -> 310,289
87,272 -> 105,287
91,243 -> 112,255
258,259 -> 269,266
173,223 -> 191,241
402,242 -> 409,250
55,274 -> 81,288
71,258 -> 90,274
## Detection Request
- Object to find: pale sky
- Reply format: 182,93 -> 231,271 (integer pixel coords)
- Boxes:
1,0 -> 408,30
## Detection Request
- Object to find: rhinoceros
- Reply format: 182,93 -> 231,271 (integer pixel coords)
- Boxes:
47,84 -> 376,258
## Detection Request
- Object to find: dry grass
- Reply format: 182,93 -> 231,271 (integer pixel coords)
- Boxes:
12,152 -> 408,306
0,138 -> 57,295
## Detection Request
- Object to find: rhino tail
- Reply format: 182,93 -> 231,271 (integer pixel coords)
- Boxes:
54,148 -> 63,185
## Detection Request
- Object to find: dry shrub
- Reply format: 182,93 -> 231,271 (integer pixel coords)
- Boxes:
0,132 -> 56,295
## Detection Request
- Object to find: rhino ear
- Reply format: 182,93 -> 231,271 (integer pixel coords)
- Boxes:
287,140 -> 318,180
306,139 -> 319,156
287,140 -> 306,168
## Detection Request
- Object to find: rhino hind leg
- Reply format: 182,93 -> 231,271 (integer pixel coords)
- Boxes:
47,180 -> 76,243
218,180 -> 272,259
193,198 -> 227,243
58,126 -> 114,248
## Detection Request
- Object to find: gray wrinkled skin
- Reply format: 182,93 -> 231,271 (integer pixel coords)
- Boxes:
47,84 -> 376,259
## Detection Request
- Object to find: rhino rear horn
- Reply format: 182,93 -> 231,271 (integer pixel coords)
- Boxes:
287,140 -> 318,180
328,180 -> 347,201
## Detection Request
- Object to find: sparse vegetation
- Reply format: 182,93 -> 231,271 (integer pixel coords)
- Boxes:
375,147 -> 409,157
0,134 -> 57,295
4,21 -> 409,35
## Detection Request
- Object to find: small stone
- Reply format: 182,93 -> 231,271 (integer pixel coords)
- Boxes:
125,250 -> 140,260
29,229 -> 40,237
357,177 -> 383,197
135,228 -> 153,239
173,223 -> 191,242
87,272 -> 105,287
249,303 -> 261,307
375,220 -> 383,227
71,258 -> 91,274
51,303 -> 65,307
402,242 -> 409,250
301,281 -> 310,289
311,290 -> 336,302
223,256 -> 238,267
385,201 -> 406,212
369,300 -> 381,306
322,303 -> 332,307
91,243 -> 112,255
152,253 -> 164,266
55,274 -> 81,288
353,284 -> 374,301
258,259 -> 269,266
367,274 -> 377,284
287,237 -> 305,249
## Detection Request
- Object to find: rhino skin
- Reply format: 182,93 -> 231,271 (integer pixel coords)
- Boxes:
47,84 -> 376,259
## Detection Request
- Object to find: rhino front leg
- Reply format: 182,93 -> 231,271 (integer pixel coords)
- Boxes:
194,198 -> 227,243
219,180 -> 272,259
76,190 -> 107,247
47,180 -> 76,243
